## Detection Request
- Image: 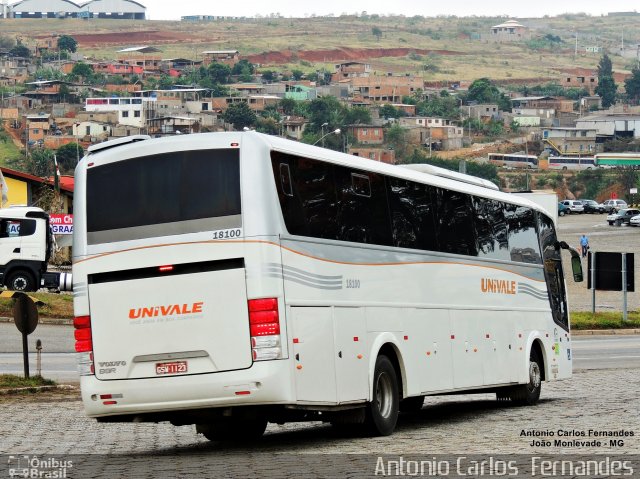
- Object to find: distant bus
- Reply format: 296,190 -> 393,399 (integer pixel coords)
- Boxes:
488,153 -> 538,169
547,156 -> 596,171
594,153 -> 640,167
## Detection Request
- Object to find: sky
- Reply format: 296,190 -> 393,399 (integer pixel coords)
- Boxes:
144,0 -> 639,20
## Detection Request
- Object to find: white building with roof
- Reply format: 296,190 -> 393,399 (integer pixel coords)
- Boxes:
489,20 -> 529,42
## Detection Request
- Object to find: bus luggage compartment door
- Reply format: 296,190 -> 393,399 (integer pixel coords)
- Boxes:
89,267 -> 252,380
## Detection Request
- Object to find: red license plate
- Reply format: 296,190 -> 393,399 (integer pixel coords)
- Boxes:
156,361 -> 188,375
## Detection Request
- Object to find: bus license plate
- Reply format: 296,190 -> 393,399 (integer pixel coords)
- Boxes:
156,361 -> 188,375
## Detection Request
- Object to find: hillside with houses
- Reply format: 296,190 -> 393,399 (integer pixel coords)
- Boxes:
1,7 -> 640,206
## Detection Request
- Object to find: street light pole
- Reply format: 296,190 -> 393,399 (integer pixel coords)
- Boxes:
313,128 -> 341,147
320,122 -> 328,147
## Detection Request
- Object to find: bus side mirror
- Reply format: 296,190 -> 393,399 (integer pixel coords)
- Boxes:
557,241 -> 584,282
571,256 -> 583,283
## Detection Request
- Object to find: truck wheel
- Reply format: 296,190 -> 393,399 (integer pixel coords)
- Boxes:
509,349 -> 542,406
364,355 -> 399,436
196,417 -> 267,442
6,271 -> 36,292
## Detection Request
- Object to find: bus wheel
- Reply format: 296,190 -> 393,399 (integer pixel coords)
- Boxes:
399,395 -> 424,413
196,417 -> 267,442
365,355 -> 399,436
510,349 -> 542,406
6,271 -> 36,292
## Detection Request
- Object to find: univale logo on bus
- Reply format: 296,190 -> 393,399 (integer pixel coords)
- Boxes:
480,278 -> 517,295
129,302 -> 204,320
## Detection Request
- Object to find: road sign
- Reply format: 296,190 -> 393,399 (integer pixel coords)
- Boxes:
12,293 -> 39,378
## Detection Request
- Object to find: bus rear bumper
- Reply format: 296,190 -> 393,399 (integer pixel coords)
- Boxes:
81,360 -> 293,418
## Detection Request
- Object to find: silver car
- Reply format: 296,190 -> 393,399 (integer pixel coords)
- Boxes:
602,199 -> 628,213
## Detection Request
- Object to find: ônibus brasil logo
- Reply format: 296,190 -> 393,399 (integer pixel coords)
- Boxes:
129,302 -> 204,319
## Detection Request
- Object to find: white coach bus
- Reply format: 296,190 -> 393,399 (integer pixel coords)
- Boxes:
72,132 -> 583,439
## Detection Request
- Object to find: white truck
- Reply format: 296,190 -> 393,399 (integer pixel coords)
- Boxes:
0,206 -> 72,292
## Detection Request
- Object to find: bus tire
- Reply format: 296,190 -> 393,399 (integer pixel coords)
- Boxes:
196,417 -> 267,442
399,395 -> 425,413
6,270 -> 36,292
364,355 -> 399,436
509,349 -> 542,406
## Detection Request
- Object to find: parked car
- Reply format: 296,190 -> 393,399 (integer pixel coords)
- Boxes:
630,214 -> 640,227
560,200 -> 584,214
607,208 -> 640,226
581,199 -> 605,214
602,199 -> 628,213
558,202 -> 569,217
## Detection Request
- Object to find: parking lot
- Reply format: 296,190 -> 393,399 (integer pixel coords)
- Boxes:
557,210 -> 640,311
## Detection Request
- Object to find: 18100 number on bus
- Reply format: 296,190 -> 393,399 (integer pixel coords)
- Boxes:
212,229 -> 242,239
346,279 -> 361,289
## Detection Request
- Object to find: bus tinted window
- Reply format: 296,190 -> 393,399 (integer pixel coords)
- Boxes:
433,188 -> 477,256
473,197 -> 510,261
87,149 -> 240,240
387,178 -> 437,250
273,153 -> 339,240
272,152 -> 543,264
334,168 -> 392,245
505,205 -> 541,264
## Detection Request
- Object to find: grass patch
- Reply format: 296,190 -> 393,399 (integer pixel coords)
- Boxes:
0,292 -> 74,319
0,374 -> 56,388
571,311 -> 640,330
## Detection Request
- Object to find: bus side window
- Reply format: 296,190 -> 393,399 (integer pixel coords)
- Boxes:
334,167 -> 392,246
279,163 -> 293,197
433,188 -> 477,256
505,205 -> 541,264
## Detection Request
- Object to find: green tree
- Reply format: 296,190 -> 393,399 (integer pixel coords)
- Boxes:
307,96 -> 346,134
9,44 -> 30,58
56,143 -> 84,174
624,66 -> 640,104
223,102 -> 257,130
231,59 -> 255,82
261,70 -> 276,82
372,26 -> 383,41
70,62 -> 94,81
379,104 -> 405,119
595,54 -> 617,108
465,78 -> 511,111
57,35 -> 78,53
386,124 -> 409,159
343,106 -> 371,125
231,59 -> 255,76
291,69 -> 304,81
207,62 -> 232,84
157,74 -> 175,90
279,98 -> 297,115
27,148 -> 55,177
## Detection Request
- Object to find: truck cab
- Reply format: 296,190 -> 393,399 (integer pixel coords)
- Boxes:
0,206 -> 53,291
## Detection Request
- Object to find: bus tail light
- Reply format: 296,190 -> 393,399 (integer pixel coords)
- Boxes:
248,298 -> 282,361
74,315 -> 95,376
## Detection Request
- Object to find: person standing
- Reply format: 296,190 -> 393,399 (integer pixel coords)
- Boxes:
580,234 -> 589,258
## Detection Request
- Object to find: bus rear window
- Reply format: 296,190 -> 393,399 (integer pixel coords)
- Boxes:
87,149 -> 241,244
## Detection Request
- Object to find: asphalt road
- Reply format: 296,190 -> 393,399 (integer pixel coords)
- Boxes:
1,323 -> 638,382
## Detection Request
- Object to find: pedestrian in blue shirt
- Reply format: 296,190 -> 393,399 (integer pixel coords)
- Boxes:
580,234 -> 589,258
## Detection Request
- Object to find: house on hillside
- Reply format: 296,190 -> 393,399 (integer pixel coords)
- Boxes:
332,62 -> 371,81
348,147 -> 395,164
488,20 -> 529,42
202,50 -> 240,67
348,125 -> 384,145
542,127 -> 599,156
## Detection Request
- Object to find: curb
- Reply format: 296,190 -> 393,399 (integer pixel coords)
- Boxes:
0,316 -> 73,326
0,384 -> 78,396
571,328 -> 640,336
